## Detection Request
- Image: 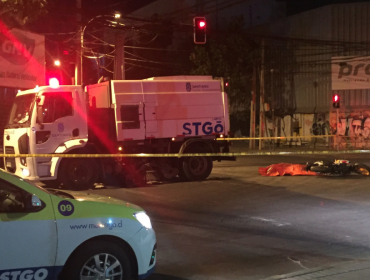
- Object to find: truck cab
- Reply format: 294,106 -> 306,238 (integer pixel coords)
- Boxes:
3,83 -> 87,181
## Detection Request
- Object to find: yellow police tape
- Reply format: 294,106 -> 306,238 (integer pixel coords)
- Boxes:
1,150 -> 370,158
217,135 -> 336,140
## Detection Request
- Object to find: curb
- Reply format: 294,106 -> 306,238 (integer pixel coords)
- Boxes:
260,260 -> 370,280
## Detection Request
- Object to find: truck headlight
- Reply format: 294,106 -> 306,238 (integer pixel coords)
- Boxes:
134,212 -> 152,229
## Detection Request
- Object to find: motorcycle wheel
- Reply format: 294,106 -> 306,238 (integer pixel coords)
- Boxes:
353,163 -> 370,176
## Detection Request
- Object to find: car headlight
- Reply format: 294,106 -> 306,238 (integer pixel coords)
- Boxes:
134,212 -> 152,229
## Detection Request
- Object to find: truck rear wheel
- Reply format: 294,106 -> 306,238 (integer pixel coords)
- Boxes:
58,158 -> 99,190
180,156 -> 213,181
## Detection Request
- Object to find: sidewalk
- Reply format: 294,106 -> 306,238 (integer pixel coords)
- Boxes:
261,260 -> 370,280
228,140 -> 370,156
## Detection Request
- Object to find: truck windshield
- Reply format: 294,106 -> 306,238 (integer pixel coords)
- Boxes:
7,94 -> 35,128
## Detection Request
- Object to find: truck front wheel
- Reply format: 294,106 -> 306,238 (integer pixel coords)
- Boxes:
180,156 -> 213,181
58,158 -> 99,190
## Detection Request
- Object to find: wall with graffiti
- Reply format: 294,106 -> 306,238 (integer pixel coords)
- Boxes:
330,112 -> 370,148
264,111 -> 370,148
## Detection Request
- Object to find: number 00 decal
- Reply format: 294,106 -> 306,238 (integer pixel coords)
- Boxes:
58,200 -> 75,216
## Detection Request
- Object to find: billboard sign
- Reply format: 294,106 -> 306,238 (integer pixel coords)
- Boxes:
332,56 -> 370,90
0,26 -> 45,89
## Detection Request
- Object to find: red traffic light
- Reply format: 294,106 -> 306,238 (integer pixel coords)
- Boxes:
193,17 -> 206,44
198,20 -> 206,28
332,94 -> 340,108
223,79 -> 229,90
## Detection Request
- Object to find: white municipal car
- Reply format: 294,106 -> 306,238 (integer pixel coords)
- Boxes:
0,168 -> 156,280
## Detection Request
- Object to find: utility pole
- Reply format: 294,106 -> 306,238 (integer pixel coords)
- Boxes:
271,69 -> 276,150
249,64 -> 256,149
259,40 -> 265,150
114,32 -> 125,80
75,0 -> 82,85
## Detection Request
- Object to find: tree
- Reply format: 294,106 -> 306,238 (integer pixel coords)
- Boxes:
0,0 -> 48,27
189,16 -> 259,132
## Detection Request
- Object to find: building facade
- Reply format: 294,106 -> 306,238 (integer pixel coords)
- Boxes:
257,2 -> 370,148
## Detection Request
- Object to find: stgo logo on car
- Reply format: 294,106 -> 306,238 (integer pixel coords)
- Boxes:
183,121 -> 224,135
0,268 -> 48,280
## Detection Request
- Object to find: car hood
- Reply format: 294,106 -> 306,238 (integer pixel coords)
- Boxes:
48,189 -> 143,211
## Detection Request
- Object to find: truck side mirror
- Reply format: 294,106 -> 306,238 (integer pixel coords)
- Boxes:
36,107 -> 44,130
36,95 -> 45,129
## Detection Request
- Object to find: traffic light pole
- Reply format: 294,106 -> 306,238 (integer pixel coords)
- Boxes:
336,108 -> 339,151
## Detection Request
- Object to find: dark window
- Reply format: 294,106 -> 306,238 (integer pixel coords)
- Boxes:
0,179 -> 25,213
120,105 -> 140,129
42,92 -> 73,123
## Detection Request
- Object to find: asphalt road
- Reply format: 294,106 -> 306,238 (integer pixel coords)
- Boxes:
89,154 -> 370,280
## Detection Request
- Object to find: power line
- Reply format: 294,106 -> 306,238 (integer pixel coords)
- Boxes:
125,61 -> 171,71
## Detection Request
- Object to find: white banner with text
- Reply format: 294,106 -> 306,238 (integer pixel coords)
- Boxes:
0,26 -> 45,89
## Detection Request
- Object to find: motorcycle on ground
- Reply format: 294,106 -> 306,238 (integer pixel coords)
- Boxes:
306,159 -> 370,176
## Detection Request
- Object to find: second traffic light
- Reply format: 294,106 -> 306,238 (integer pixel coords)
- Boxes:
333,94 -> 340,108
193,17 -> 206,44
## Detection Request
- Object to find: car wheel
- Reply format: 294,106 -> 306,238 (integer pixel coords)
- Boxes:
61,240 -> 131,280
353,163 -> 370,176
59,158 -> 99,190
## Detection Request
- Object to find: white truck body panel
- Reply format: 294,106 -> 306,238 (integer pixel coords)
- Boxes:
110,77 -> 228,141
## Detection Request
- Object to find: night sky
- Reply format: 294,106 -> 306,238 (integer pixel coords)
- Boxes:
31,0 -> 370,33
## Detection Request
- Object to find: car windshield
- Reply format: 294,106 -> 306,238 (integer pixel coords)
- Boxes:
7,94 -> 35,127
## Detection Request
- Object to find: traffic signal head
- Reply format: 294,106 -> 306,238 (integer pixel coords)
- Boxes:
223,78 -> 229,91
333,94 -> 340,108
193,17 -> 206,44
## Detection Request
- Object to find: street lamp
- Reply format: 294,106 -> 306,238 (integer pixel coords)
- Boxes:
77,13 -> 122,85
